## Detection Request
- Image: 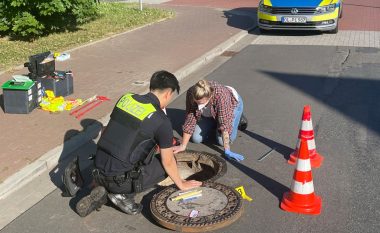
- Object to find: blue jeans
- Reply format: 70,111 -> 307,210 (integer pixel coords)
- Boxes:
191,94 -> 244,146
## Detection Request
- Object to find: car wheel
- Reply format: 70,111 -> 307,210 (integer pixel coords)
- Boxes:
259,28 -> 267,34
330,24 -> 339,34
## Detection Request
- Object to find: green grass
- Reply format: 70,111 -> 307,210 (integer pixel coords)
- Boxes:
0,3 -> 174,72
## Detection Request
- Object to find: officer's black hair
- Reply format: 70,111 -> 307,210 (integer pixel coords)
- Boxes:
150,70 -> 180,94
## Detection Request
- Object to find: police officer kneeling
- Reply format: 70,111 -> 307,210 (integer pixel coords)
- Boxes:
76,71 -> 202,217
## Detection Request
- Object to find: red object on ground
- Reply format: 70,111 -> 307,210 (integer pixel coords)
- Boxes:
70,96 -> 110,119
288,105 -> 324,168
281,139 -> 322,215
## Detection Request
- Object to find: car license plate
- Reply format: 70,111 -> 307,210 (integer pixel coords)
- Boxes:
282,17 -> 307,23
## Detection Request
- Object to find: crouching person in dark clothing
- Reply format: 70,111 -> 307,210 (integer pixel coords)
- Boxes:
76,71 -> 202,217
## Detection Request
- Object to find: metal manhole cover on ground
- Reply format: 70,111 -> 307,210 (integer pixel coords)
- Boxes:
158,150 -> 227,186
150,182 -> 243,232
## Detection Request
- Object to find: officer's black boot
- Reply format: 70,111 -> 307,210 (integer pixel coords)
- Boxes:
108,193 -> 143,215
238,113 -> 248,131
63,156 -> 84,197
76,186 -> 108,217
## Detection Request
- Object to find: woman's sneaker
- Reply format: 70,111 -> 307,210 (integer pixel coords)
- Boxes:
108,193 -> 143,215
76,186 -> 108,217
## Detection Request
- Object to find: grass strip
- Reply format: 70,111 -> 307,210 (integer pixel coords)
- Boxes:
0,3 -> 174,72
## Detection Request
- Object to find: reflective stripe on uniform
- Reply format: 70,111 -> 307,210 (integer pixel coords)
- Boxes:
291,180 -> 315,195
116,93 -> 156,121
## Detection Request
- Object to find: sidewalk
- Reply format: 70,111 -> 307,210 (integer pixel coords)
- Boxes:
0,3 -> 255,199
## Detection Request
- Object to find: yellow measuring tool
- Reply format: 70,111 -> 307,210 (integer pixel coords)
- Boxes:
170,190 -> 203,202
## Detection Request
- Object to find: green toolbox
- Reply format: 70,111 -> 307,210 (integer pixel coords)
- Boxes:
1,80 -> 38,114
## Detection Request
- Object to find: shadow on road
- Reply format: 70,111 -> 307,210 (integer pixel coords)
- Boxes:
204,143 -> 288,201
242,130 -> 293,160
49,119 -> 102,196
258,30 -> 324,36
260,70 -> 380,136
223,7 -> 258,32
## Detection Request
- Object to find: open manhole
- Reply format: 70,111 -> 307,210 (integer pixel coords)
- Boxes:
158,150 -> 227,186
150,182 -> 243,232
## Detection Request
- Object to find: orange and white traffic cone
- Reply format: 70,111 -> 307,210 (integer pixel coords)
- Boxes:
288,105 -> 324,168
281,139 -> 322,215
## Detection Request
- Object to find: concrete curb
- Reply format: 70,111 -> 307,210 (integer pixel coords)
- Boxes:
0,24 -> 255,199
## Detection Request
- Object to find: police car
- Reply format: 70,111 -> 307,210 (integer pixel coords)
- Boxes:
258,0 -> 343,33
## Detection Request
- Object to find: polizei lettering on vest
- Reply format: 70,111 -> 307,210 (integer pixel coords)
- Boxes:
119,97 -> 145,116
116,94 -> 156,120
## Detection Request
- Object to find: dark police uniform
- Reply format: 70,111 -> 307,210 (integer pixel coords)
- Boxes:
94,92 -> 173,195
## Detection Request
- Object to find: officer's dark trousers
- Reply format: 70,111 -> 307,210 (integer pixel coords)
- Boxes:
97,156 -> 167,196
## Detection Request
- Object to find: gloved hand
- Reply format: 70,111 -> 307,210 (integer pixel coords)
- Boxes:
224,150 -> 245,162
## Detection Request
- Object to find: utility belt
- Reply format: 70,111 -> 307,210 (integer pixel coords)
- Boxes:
92,167 -> 144,193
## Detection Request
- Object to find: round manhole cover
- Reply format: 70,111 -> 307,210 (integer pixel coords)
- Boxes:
150,182 -> 243,232
158,150 -> 227,186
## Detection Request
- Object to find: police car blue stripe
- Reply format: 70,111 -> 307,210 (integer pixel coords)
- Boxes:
270,0 -> 323,7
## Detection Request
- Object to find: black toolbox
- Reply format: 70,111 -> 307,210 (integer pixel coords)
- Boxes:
37,71 -> 74,97
24,51 -> 55,78
1,80 -> 38,114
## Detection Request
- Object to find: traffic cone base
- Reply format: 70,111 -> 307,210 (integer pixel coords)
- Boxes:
287,152 -> 297,165
288,152 -> 324,168
310,152 -> 324,168
281,191 -> 322,215
288,151 -> 324,167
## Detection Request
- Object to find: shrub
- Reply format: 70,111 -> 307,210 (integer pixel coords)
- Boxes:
0,0 -> 99,39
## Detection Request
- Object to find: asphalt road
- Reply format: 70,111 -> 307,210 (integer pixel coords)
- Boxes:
1,44 -> 379,233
